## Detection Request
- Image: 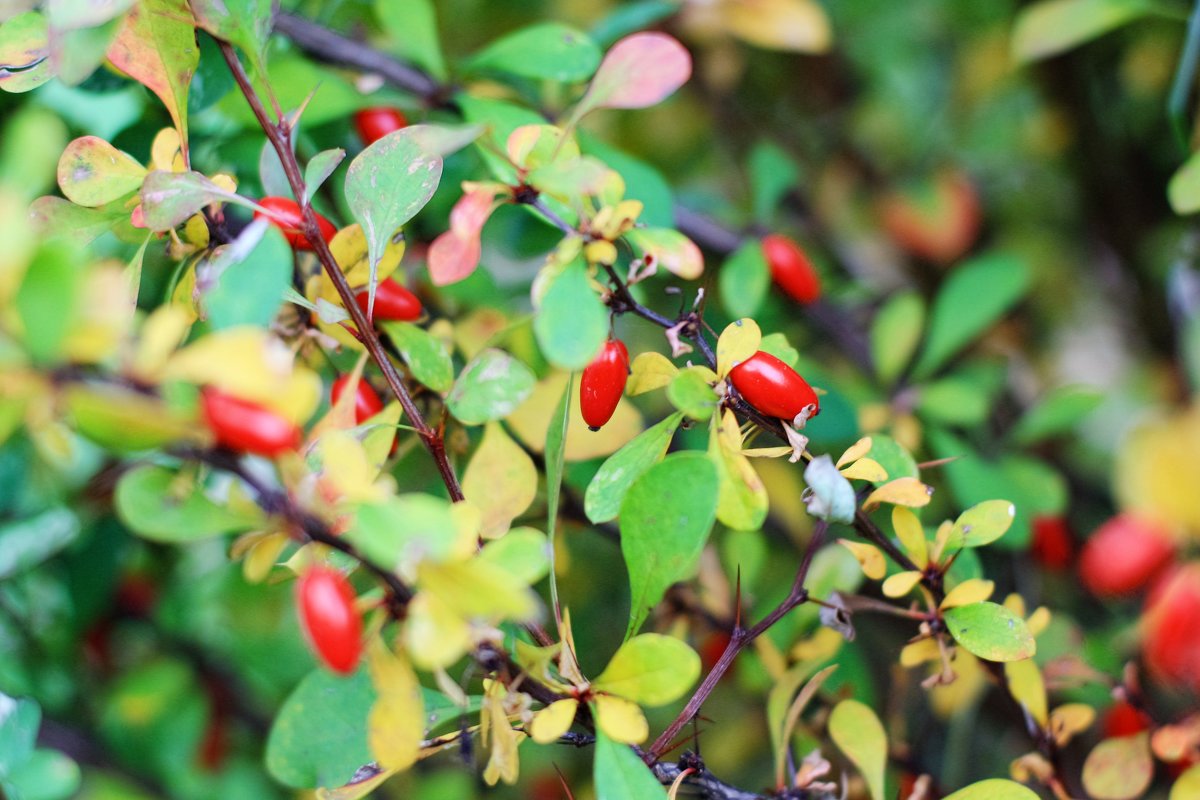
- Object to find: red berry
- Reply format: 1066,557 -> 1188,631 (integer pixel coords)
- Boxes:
762,234 -> 821,304
1102,700 -> 1148,739
580,339 -> 629,431
1143,562 -> 1200,694
331,375 -> 385,423
1079,514 -> 1177,598
201,389 -> 303,457
253,196 -> 337,251
1030,515 -> 1074,571
297,566 -> 363,675
354,277 -> 423,323
728,351 -> 820,424
354,107 -> 408,146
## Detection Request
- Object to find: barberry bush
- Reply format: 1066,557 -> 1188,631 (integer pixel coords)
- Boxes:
1,1 -> 1198,799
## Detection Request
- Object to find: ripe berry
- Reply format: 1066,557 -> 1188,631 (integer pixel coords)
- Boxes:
254,196 -> 337,251
201,389 -> 302,457
1142,562 -> 1200,694
331,375 -> 385,423
728,351 -> 820,424
762,234 -> 821,304
297,566 -> 363,675
354,277 -> 423,323
1079,514 -> 1176,598
354,107 -> 408,146
1030,515 -> 1073,571
580,339 -> 629,431
1102,700 -> 1148,739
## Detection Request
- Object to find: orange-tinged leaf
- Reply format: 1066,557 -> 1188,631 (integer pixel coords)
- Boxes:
529,698 -> 578,744
572,32 -> 691,118
1082,733 -> 1153,800
57,136 -> 146,207
429,185 -> 504,286
462,422 -> 538,539
839,539 -> 887,580
882,570 -> 923,598
893,506 -> 928,568
864,477 -> 933,510
1004,659 -> 1047,726
592,694 -> 649,744
940,579 -> 995,609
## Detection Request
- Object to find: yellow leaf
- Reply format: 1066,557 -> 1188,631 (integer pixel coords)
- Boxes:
403,591 -> 471,671
1115,404 -> 1200,538
528,698 -> 578,744
892,507 -> 928,569
930,520 -> 954,563
315,768 -> 398,800
628,351 -> 680,395
716,317 -> 761,378
864,477 -> 933,510
449,500 -> 484,561
313,430 -> 389,504
1026,606 -> 1051,637
838,539 -> 887,580
482,688 -> 522,786
882,570 -> 923,598
327,223 -> 405,296
243,531 -> 289,583
454,308 -> 510,361
722,0 -> 833,53
506,372 -> 644,461
899,638 -> 941,668
63,264 -> 135,364
940,579 -> 995,609
836,436 -> 873,468
419,559 -> 539,622
930,651 -> 987,719
1002,593 -> 1027,618
742,445 -> 794,458
1005,659 -> 1047,727
840,457 -> 888,482
592,694 -> 649,745
150,127 -> 182,172
1082,732 -> 1153,800
366,642 -> 424,771
1171,764 -> 1200,800
462,422 -> 538,539
1050,703 -> 1096,747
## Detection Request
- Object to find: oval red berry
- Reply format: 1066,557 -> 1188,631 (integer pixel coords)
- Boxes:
728,350 -> 820,423
762,234 -> 821,305
354,277 -> 423,323
331,375 -> 385,423
1078,514 -> 1176,598
201,389 -> 302,457
297,566 -> 363,675
354,107 -> 408,146
254,196 -> 338,251
580,339 -> 629,431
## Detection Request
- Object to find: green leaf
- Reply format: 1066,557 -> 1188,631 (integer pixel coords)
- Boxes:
46,14 -> 121,87
446,348 -> 537,425
29,196 -> 131,247
1012,0 -> 1156,64
139,169 -> 258,231
870,290 -> 925,386
374,0 -> 447,81
106,0 -> 199,147
56,136 -> 146,207
189,0 -> 271,77
345,494 -> 459,572
864,434 -> 918,481
6,749 -> 81,800
1082,733 -> 1154,800
915,373 -> 991,426
0,13 -> 53,93
381,321 -> 455,393
620,452 -> 719,636
65,384 -> 199,452
545,378 -> 571,613
265,668 -> 376,789
590,1 -> 681,48
911,252 -> 1030,379
478,527 -> 550,586
709,420 -> 768,532
1170,149 -> 1200,215
203,221 -> 292,331
345,126 -> 444,273
0,693 -> 42,775
15,240 -> 83,364
759,331 -> 800,367
0,507 -> 80,581
533,259 -> 608,369
0,105 -> 68,201
303,148 -> 346,204
114,465 -> 263,543
625,227 -> 703,280
468,22 -> 600,82
667,367 -> 719,421
593,729 -> 668,800
217,54 -> 361,128
828,699 -> 887,800
579,134 -> 674,227
593,634 -> 700,706
944,779 -> 1040,800
585,412 -> 682,523
947,500 -> 1016,550
1011,385 -> 1103,445
803,455 -> 856,524
719,240 -> 770,319
943,602 -> 1036,662
749,140 -> 799,222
